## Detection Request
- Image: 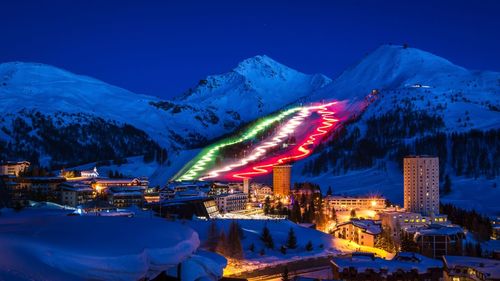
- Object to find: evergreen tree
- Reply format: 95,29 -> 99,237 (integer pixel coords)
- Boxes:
249,242 -> 255,252
281,267 -> 289,281
261,225 -> 274,249
400,231 -> 418,252
331,207 -> 338,223
375,226 -> 396,253
305,240 -> 313,251
227,220 -> 244,259
475,242 -> 482,257
280,245 -> 287,254
290,200 -> 301,223
205,220 -> 219,251
264,196 -> 271,214
350,209 -> 357,219
286,227 -> 297,249
326,186 -> 333,196
443,174 -> 452,194
216,230 -> 228,256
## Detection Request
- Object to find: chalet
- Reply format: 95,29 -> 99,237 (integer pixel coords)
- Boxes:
80,167 -> 99,178
92,177 -> 149,192
331,252 -> 443,281
107,186 -> 145,208
443,256 -> 500,281
214,191 -> 248,213
0,161 -> 30,176
60,182 -> 94,207
332,219 -> 382,247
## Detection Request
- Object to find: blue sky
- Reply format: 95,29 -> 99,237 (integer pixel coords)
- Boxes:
1,0 -> 499,99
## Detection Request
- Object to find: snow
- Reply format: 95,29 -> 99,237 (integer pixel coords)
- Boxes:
333,252 -> 442,274
187,219 -> 339,274
0,207 -> 226,281
1,45 -> 499,218
443,256 -> 500,279
177,55 -> 332,122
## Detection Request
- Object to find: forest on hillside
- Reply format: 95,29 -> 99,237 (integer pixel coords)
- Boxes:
302,106 -> 500,180
0,111 -> 167,169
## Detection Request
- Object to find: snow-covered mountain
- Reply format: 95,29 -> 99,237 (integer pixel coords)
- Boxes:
299,45 -> 500,215
313,44 -> 499,131
177,55 -> 331,121
0,58 -> 330,168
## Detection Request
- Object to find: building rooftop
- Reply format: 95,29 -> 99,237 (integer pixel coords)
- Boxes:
443,256 -> 500,279
332,252 -> 442,274
337,219 -> 382,235
414,224 -> 463,237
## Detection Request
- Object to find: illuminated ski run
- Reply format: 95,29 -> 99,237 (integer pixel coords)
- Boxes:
228,103 -> 340,180
199,101 -> 340,181
176,107 -> 301,181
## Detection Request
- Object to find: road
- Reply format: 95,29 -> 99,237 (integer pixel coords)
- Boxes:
225,255 -> 336,280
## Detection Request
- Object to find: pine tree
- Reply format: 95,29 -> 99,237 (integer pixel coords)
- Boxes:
264,196 -> 271,214
205,220 -> 219,251
249,242 -> 255,252
261,225 -> 274,249
286,227 -> 297,249
475,242 -> 482,257
375,226 -> 396,253
280,245 -> 287,254
326,186 -> 333,196
290,200 -> 301,223
350,209 -> 357,219
331,207 -> 338,223
400,231 -> 418,252
216,230 -> 228,256
305,240 -> 313,251
281,266 -> 289,281
227,220 -> 244,259
443,174 -> 452,194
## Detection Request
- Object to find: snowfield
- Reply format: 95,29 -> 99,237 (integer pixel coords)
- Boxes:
0,207 -> 226,281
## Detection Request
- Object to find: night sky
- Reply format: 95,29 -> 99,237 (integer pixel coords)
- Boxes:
1,0 -> 499,99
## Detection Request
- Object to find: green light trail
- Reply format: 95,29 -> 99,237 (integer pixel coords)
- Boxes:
174,107 -> 302,181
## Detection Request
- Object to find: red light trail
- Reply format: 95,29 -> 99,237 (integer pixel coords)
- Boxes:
226,102 -> 342,180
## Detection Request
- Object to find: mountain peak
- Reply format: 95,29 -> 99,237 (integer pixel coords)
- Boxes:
233,55 -> 300,78
314,44 -> 469,100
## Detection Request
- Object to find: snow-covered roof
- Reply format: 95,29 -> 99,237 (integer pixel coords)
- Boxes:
336,219 -> 382,235
443,256 -> 500,279
414,224 -> 464,237
332,252 -> 443,274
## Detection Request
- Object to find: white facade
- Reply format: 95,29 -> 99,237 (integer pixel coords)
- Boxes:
81,167 -> 99,178
404,156 -> 439,216
0,161 -> 30,176
324,195 -> 386,211
379,210 -> 448,239
214,192 -> 248,213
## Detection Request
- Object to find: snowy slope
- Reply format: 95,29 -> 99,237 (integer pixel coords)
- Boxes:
0,59 -> 330,168
312,45 -> 500,131
0,207 -> 227,281
299,45 -> 500,215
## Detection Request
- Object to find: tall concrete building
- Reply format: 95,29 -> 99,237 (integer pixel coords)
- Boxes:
404,156 -> 439,216
273,164 -> 291,197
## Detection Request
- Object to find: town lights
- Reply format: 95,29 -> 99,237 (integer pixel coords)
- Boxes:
371,200 -> 377,207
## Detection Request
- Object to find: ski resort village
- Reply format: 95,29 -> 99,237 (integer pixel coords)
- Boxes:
1,1 -> 500,280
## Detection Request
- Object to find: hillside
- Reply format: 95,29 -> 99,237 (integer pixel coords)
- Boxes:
0,59 -> 329,169
299,45 -> 500,215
